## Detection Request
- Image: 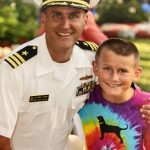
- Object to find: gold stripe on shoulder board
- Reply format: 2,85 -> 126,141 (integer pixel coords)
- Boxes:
14,53 -> 26,63
9,55 -> 22,65
76,40 -> 98,51
85,41 -> 98,51
5,57 -> 18,68
5,46 -> 38,69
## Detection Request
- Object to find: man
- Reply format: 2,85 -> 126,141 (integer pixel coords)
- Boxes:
0,0 -> 150,150
0,0 -> 100,150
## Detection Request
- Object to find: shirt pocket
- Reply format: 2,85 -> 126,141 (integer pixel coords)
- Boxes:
19,94 -> 53,114
17,95 -> 54,131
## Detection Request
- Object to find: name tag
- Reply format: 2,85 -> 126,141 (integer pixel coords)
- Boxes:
29,95 -> 49,102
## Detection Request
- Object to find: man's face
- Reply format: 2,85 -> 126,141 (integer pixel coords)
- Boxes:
41,6 -> 88,51
93,48 -> 141,103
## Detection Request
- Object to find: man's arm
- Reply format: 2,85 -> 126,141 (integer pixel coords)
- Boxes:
143,125 -> 150,150
140,102 -> 150,124
0,136 -> 11,150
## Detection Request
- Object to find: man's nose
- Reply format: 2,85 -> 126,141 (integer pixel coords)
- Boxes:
61,17 -> 71,28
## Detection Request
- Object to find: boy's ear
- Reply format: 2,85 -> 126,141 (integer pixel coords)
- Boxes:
92,60 -> 98,76
133,66 -> 142,82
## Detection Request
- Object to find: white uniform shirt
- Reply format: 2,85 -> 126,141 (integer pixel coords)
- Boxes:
0,34 -> 95,150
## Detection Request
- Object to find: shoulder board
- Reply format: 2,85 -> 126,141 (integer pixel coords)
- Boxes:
5,45 -> 37,69
76,41 -> 98,51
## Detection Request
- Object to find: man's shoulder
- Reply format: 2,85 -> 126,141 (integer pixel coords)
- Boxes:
75,40 -> 98,51
3,38 -> 39,69
4,45 -> 37,69
74,40 -> 98,63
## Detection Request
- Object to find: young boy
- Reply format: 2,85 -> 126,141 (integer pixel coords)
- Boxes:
79,38 -> 150,150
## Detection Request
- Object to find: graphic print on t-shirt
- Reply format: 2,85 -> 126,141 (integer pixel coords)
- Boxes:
97,115 -> 128,144
79,102 -> 144,150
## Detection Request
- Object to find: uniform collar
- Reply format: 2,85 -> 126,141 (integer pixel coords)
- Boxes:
36,34 -> 54,76
36,34 -> 92,77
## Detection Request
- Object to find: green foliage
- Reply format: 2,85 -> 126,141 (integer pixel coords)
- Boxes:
0,0 -> 39,44
133,39 -> 150,92
97,0 -> 149,24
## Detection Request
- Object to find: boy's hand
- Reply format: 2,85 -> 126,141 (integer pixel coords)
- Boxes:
140,98 -> 150,124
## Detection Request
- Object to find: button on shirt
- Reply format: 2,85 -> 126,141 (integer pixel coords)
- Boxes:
0,34 -> 95,150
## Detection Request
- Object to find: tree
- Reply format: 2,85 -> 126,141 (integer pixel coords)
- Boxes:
96,0 -> 149,24
0,0 -> 39,45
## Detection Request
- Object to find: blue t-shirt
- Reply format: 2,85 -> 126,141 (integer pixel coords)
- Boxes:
79,85 -> 150,150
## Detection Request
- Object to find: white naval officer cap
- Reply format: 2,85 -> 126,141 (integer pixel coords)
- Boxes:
33,0 -> 101,11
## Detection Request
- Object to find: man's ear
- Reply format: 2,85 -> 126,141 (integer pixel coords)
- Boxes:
133,66 -> 142,82
41,13 -> 46,25
92,60 -> 98,76
83,13 -> 88,30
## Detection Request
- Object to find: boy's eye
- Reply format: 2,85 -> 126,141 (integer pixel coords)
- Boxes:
103,67 -> 111,71
119,69 -> 128,73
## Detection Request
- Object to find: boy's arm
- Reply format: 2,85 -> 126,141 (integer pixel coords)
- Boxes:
143,125 -> 150,150
0,136 -> 11,150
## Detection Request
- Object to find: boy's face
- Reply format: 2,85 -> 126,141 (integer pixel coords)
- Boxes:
93,48 -> 142,103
